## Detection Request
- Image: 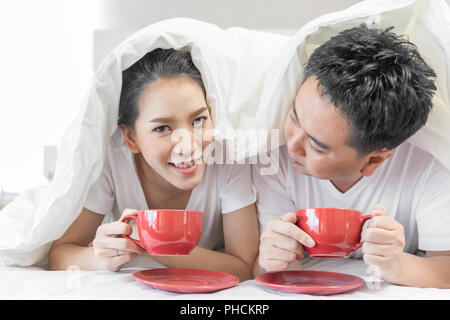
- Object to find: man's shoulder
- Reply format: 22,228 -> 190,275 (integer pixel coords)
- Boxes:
375,141 -> 441,183
390,141 -> 435,169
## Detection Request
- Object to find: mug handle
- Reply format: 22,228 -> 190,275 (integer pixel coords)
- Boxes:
353,214 -> 373,250
120,214 -> 143,248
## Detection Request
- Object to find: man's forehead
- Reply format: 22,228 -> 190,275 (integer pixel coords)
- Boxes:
295,77 -> 351,147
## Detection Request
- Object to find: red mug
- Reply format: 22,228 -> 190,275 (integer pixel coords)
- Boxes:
296,208 -> 372,258
120,209 -> 203,255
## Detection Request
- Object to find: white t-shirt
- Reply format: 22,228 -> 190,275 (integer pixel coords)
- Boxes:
84,136 -> 256,251
252,142 -> 450,257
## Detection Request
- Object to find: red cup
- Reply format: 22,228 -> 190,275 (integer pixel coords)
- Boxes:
120,209 -> 203,255
296,208 -> 372,258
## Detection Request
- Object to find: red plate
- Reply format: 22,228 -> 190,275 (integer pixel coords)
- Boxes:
256,270 -> 365,295
133,268 -> 239,293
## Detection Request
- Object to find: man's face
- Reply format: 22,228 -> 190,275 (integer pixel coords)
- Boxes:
283,76 -> 368,181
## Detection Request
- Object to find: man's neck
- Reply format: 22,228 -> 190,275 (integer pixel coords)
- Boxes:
330,174 -> 364,194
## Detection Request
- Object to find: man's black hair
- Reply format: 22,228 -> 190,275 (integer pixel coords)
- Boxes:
303,23 -> 437,156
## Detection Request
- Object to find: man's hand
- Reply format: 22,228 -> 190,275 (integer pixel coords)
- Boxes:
361,204 -> 406,282
258,212 -> 315,272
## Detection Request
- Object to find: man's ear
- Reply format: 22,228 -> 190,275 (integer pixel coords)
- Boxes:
119,124 -> 140,154
360,149 -> 394,177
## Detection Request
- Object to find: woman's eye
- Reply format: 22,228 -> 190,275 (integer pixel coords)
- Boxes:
193,116 -> 207,127
153,125 -> 171,133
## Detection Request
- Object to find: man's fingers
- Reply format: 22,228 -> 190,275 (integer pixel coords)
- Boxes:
269,219 -> 315,247
265,259 -> 290,272
370,204 -> 387,217
361,242 -> 392,257
361,228 -> 394,244
363,253 -> 386,267
261,235 -> 304,257
368,216 -> 397,231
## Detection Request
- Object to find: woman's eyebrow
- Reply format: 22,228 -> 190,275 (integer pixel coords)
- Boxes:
189,106 -> 209,118
148,106 -> 208,123
148,117 -> 175,123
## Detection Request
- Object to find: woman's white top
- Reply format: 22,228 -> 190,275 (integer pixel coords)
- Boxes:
84,138 -> 256,251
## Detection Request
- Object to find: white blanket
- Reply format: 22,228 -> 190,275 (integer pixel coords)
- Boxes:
0,0 -> 449,267
1,258 -> 449,299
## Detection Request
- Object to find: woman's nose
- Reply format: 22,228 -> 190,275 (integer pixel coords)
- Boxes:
171,128 -> 201,158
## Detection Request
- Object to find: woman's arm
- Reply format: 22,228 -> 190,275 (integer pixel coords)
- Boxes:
150,203 -> 260,281
48,208 -> 105,270
48,208 -> 145,271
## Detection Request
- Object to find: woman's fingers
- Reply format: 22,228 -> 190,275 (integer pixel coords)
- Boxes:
93,236 -> 146,255
103,253 -> 139,272
96,221 -> 133,237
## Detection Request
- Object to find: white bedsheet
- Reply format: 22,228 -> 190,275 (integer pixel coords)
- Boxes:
1,257 -> 449,300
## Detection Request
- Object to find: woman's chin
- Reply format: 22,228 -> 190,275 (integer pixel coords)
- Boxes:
167,163 -> 205,190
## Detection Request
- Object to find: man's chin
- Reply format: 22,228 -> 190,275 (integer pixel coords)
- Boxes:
289,162 -> 310,175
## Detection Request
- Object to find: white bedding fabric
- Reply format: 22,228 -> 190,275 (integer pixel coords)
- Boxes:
1,258 -> 449,300
0,0 -> 449,268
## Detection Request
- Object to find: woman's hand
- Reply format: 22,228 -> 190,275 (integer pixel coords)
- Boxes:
92,216 -> 147,272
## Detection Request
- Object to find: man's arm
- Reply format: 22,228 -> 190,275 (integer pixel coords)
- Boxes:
361,205 -> 450,288
389,251 -> 450,288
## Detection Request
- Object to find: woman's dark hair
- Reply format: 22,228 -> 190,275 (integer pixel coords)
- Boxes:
303,24 -> 437,156
118,48 -> 205,128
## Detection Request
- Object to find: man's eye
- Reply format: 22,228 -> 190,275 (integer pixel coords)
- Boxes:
154,125 -> 171,133
193,116 -> 207,127
309,142 -> 324,153
290,110 -> 299,125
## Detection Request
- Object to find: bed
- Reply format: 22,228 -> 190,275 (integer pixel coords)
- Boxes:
2,256 -> 449,300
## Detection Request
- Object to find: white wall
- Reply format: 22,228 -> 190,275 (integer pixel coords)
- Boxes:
92,0 -> 362,69
0,1 -> 96,193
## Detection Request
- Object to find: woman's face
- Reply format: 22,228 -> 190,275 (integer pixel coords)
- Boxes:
122,76 -> 214,191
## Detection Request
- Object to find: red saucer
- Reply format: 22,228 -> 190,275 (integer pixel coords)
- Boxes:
133,268 -> 239,293
256,270 -> 365,295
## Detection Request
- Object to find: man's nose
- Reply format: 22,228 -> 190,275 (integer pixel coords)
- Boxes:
288,130 -> 306,157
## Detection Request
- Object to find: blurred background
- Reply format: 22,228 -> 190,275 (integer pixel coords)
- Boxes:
0,0 -> 448,206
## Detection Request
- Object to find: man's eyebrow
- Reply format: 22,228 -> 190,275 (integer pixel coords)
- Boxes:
307,133 -> 330,150
292,99 -> 330,151
292,100 -> 299,121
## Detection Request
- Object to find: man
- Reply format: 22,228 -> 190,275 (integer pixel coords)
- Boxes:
252,24 -> 450,288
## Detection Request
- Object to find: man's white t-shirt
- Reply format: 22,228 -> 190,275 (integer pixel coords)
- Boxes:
84,136 -> 256,252
252,142 -> 450,258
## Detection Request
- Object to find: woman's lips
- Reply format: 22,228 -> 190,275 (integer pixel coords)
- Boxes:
168,160 -> 200,175
170,163 -> 199,175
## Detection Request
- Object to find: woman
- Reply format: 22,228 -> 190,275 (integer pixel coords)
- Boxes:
48,48 -> 259,281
